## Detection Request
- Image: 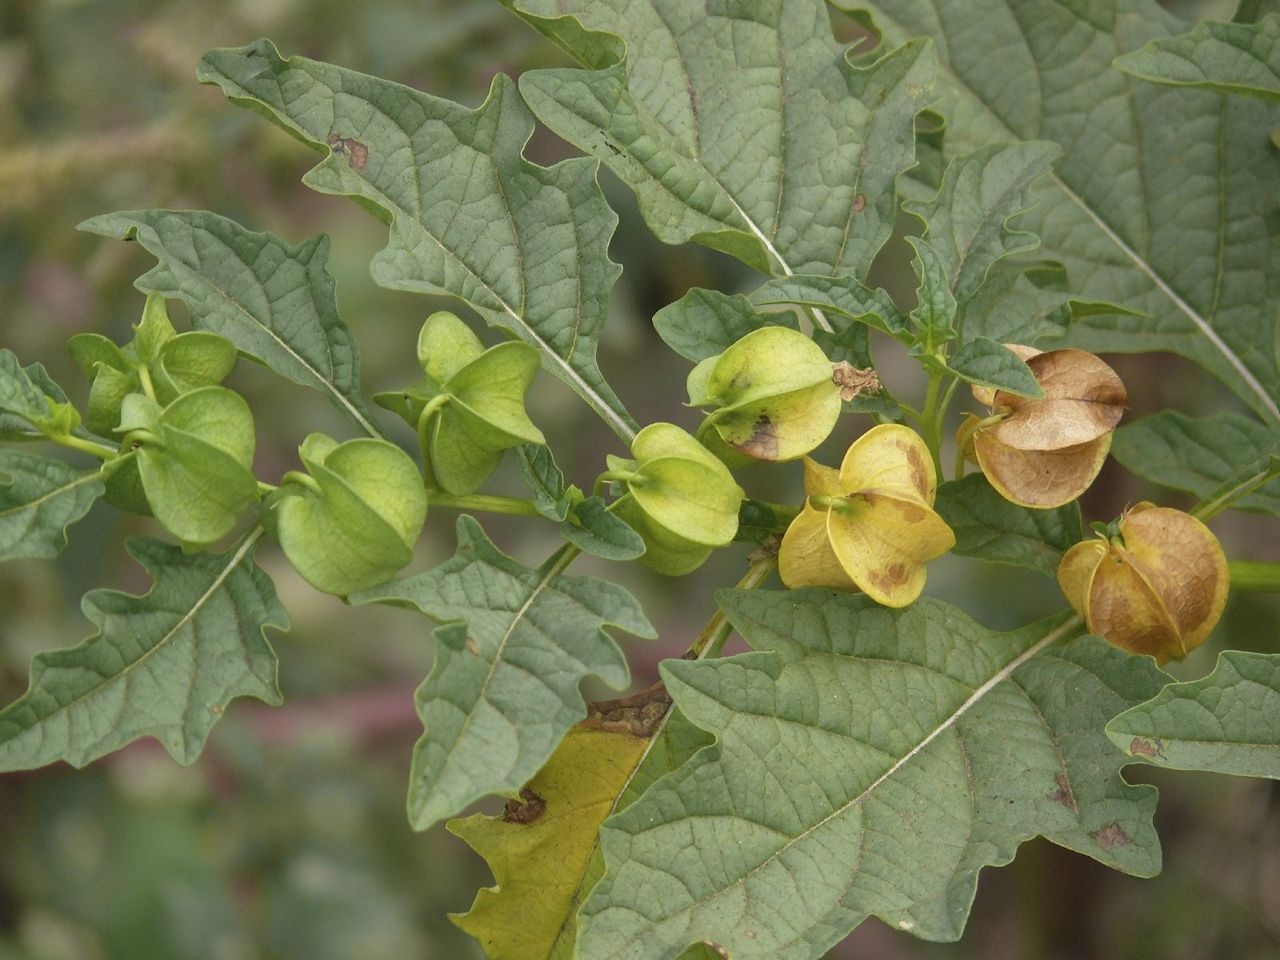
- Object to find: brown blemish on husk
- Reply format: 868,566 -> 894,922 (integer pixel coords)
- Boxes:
734,413 -> 782,460
502,787 -> 546,824
584,680 -> 673,738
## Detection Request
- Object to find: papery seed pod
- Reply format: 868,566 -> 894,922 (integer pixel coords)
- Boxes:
779,424 -> 955,607
605,422 -> 744,576
1057,503 -> 1228,664
687,326 -> 843,463
966,346 -> 1125,508
374,312 -> 545,495
273,433 -> 428,596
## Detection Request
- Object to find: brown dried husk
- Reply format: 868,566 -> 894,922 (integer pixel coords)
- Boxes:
973,430 -> 1112,509
1056,504 -> 1229,664
986,349 -> 1126,451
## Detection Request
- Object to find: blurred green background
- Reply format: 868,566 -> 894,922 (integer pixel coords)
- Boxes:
1,0 -> 1277,957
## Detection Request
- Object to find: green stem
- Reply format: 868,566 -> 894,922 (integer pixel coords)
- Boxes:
1192,461 -> 1280,522
428,492 -> 545,518
687,554 -> 778,660
1229,561 -> 1280,592
137,365 -> 158,403
55,433 -> 118,460
752,500 -> 802,525
917,371 -> 948,478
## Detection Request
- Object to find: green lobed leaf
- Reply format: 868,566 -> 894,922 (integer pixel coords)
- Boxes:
0,452 -> 105,562
852,0 -> 1280,424
78,210 -> 379,435
652,290 -> 800,364
1111,410 -> 1280,515
749,274 -> 909,337
197,41 -> 637,442
904,141 -> 1060,311
1107,650 -> 1280,779
953,260 -> 1073,345
514,444 -> 645,559
578,590 -> 1167,959
905,235 -> 958,351
0,534 -> 286,770
1115,14 -> 1280,102
352,516 -> 654,830
507,0 -> 934,282
935,474 -> 1083,577
947,337 -> 1043,397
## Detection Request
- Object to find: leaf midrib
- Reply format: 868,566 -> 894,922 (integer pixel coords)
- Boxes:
609,614 -> 1082,952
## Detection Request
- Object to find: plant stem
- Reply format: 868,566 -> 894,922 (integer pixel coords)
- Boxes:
428,492 -> 545,518
55,433 -> 118,460
137,364 -> 158,403
918,370 -> 948,478
1192,461 -> 1280,522
687,554 -> 778,660
1229,561 -> 1280,592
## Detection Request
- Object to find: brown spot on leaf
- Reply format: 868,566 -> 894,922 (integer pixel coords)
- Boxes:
734,414 -> 781,460
1049,772 -> 1078,813
465,636 -> 480,656
831,362 -> 881,402
1090,822 -> 1132,849
327,132 -> 369,170
852,193 -> 867,213
502,787 -> 546,824
585,680 -> 673,738
1128,736 -> 1165,760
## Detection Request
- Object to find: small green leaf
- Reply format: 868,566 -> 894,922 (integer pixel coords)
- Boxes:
134,387 -> 259,547
353,516 -> 654,831
935,474 -> 1083,577
1111,410 -> 1280,516
562,497 -> 645,561
516,444 -> 576,523
0,452 -> 104,562
274,435 -> 427,596
1107,651 -> 1280,779
78,209 -> 380,435
0,349 -> 80,440
750,274 -> 908,337
948,338 -> 1044,398
579,590 -> 1167,958
652,290 -> 800,363
198,41 -> 637,441
1114,15 -> 1280,102
906,235 -> 958,351
0,534 -> 286,770
953,260 -> 1073,345
903,141 -> 1060,309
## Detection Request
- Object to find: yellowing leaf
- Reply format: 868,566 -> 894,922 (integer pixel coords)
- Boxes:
448,712 -> 653,959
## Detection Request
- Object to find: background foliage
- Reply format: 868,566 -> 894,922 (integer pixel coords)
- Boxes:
0,0 -> 1278,957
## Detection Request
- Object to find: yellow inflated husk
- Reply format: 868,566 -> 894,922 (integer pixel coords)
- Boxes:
779,424 -> 955,607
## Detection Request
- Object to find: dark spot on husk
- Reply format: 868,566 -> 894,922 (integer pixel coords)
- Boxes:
1049,772 -> 1078,813
502,787 -> 546,824
327,132 -> 369,170
585,681 -> 672,738
735,414 -> 781,460
1090,822 -> 1132,849
831,362 -> 880,402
